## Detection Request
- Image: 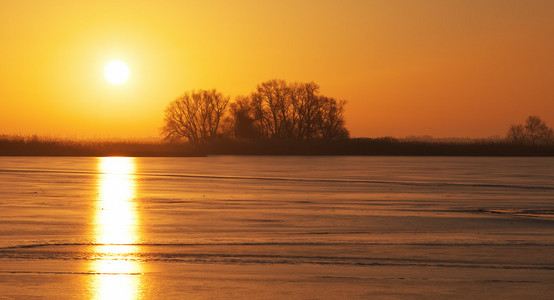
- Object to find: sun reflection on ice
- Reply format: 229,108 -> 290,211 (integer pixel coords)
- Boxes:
91,157 -> 142,299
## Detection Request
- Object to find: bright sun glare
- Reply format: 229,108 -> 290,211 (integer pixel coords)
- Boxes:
104,60 -> 130,85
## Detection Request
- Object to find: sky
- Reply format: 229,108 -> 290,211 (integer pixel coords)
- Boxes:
1,0 -> 553,139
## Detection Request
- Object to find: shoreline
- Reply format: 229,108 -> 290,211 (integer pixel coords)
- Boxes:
1,137 -> 553,157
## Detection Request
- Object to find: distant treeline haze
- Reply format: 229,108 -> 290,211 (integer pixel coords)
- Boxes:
162,79 -> 349,143
2,134 -> 553,156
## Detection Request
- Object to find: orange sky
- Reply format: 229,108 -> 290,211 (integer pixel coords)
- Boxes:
1,0 -> 553,138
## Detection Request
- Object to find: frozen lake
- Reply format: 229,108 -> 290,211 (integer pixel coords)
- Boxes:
1,156 -> 553,299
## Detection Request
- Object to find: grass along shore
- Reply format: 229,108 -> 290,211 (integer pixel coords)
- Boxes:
1,135 -> 553,157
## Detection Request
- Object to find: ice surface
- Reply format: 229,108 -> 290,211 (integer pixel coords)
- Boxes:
0,156 -> 553,299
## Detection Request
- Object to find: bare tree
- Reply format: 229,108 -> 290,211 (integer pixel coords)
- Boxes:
524,115 -> 553,145
506,115 -> 554,145
238,79 -> 349,140
162,80 -> 349,142
294,81 -> 321,139
251,79 -> 292,138
162,90 -> 229,142
506,124 -> 525,144
319,97 -> 349,139
229,96 -> 259,139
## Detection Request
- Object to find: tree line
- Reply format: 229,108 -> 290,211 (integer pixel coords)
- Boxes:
161,80 -> 553,147
161,79 -> 349,142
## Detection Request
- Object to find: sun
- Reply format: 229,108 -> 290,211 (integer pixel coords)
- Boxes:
104,60 -> 130,85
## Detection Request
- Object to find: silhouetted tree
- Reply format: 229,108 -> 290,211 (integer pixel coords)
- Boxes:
507,124 -> 526,144
525,115 -> 553,145
161,80 -> 349,142
294,81 -> 321,139
251,79 -> 291,138
162,89 -> 229,142
507,115 -> 554,145
319,96 -> 349,139
247,79 -> 349,139
229,96 -> 259,139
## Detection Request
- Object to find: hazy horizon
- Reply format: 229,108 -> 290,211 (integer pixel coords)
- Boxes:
0,132 -> 510,141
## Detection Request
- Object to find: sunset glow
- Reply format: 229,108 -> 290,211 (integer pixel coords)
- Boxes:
1,1 -> 553,138
1,1 -> 553,296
